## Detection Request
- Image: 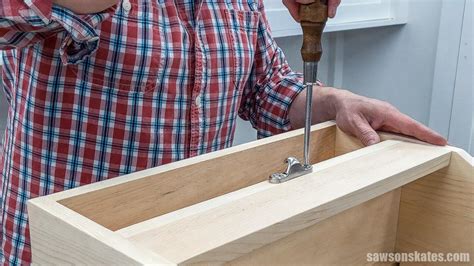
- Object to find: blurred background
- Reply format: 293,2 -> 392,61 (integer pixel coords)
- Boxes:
1,0 -> 472,154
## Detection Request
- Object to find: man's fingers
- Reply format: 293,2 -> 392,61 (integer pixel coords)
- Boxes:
283,0 -> 317,21
328,0 -> 341,18
296,0 -> 340,18
286,0 -> 339,21
353,116 -> 381,146
385,111 -> 447,146
295,0 -> 316,4
283,0 -> 301,21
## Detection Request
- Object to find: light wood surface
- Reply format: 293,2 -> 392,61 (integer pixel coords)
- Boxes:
335,127 -> 364,155
58,122 -> 336,231
335,127 -> 432,156
120,140 -> 451,264
27,122 -> 473,265
27,199 -> 170,265
229,189 -> 401,266
396,148 -> 473,265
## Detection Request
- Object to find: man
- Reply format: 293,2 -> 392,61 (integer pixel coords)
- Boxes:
0,0 -> 446,264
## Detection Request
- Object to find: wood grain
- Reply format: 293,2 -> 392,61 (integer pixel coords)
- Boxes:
335,127 -> 364,155
27,199 -> 169,265
59,122 -> 336,231
28,123 -> 473,265
396,148 -> 474,265
229,189 -> 401,266
335,127 -> 433,156
120,140 -> 451,264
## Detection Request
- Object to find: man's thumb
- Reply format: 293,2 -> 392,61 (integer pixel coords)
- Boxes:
354,120 -> 380,146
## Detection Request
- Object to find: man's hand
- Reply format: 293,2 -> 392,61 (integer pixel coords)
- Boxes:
53,0 -> 119,14
283,0 -> 341,21
289,87 -> 447,146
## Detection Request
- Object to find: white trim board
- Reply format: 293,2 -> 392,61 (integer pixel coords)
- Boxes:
265,0 -> 408,38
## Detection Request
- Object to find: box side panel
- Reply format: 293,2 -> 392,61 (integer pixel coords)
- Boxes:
27,200 -> 168,265
228,189 -> 401,266
396,150 -> 474,265
123,141 -> 450,264
335,127 -> 431,156
59,125 -> 336,231
335,127 -> 364,155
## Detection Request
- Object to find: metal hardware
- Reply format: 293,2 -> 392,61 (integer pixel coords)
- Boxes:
269,157 -> 313,184
270,77 -> 315,184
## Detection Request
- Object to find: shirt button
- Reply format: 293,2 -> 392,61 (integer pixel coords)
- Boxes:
122,0 -> 132,13
195,94 -> 202,108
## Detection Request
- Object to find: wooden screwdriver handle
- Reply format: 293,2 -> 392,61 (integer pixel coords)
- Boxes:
299,0 -> 328,62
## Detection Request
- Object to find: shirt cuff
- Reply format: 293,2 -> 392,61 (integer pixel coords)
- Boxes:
51,6 -> 110,65
257,76 -> 325,138
20,1 -> 113,65
257,72 -> 306,138
19,0 -> 53,26
51,5 -> 111,64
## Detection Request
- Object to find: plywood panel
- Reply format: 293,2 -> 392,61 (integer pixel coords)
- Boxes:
59,123 -> 337,231
28,199 -> 168,265
396,149 -> 473,265
120,140 -> 450,264
229,189 -> 401,266
335,127 -> 431,156
27,122 -> 472,265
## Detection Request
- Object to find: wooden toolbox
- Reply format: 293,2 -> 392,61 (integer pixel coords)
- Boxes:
28,121 -> 473,265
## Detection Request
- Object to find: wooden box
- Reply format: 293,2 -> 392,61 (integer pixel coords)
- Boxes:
28,121 -> 473,265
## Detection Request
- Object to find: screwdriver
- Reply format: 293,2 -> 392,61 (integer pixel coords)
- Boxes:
300,0 -> 328,169
269,0 -> 328,184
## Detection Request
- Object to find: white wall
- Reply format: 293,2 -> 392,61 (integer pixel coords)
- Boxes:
429,0 -> 473,154
341,0 -> 442,123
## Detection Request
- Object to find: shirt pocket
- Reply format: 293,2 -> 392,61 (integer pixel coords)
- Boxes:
199,6 -> 259,93
227,9 -> 259,91
70,1 -> 163,94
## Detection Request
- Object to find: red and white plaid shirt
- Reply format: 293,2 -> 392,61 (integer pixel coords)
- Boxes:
0,0 -> 304,264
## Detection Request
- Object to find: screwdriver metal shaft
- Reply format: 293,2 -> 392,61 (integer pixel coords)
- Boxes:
303,62 -> 318,167
269,1 -> 328,184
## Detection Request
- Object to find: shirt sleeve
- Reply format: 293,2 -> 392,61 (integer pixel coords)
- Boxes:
238,0 -> 305,138
0,0 -> 114,64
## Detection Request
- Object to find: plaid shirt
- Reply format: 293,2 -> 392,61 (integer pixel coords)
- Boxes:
0,0 -> 304,264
